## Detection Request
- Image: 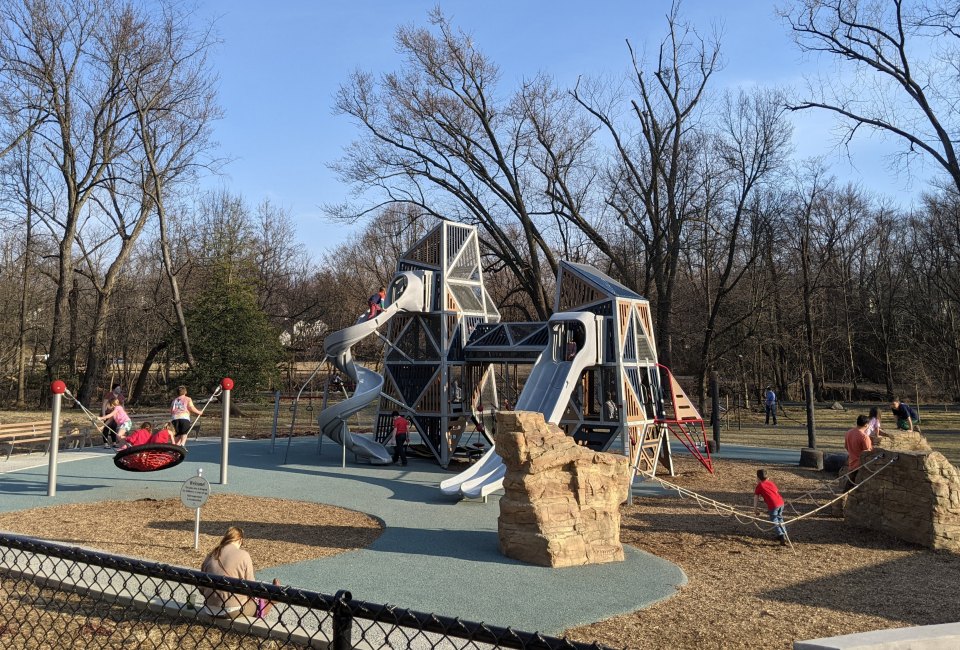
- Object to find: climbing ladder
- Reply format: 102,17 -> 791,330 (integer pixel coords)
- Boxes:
630,422 -> 672,479
655,364 -> 713,474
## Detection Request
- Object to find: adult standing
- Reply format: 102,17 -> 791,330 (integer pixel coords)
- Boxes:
106,383 -> 125,406
764,386 -> 777,426
390,410 -> 409,466
171,385 -> 202,446
844,415 -> 873,490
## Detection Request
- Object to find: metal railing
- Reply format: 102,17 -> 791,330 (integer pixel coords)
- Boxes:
0,532 -> 611,650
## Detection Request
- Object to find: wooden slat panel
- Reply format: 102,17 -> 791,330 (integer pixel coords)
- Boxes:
618,302 -> 631,347
623,379 -> 643,419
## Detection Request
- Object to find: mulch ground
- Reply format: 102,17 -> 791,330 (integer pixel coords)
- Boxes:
0,494 -> 383,571
567,456 -> 960,649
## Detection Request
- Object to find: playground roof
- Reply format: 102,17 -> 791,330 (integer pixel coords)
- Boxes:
563,261 -> 645,301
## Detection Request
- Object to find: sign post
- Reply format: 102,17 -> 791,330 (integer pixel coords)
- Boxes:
180,468 -> 211,550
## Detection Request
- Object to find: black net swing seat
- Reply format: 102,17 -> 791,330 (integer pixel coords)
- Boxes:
113,444 -> 187,472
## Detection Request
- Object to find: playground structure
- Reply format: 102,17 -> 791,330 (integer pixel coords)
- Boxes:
305,221 -> 712,490
317,271 -> 429,464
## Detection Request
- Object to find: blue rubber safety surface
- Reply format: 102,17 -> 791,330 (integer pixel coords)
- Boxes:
0,437 -> 688,636
709,443 -> 801,465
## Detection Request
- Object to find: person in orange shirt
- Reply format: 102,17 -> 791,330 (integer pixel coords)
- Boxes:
844,414 -> 873,490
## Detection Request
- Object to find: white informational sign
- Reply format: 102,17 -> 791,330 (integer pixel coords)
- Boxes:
181,475 -> 210,509
182,469 -> 210,550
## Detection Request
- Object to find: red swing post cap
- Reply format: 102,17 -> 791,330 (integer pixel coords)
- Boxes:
220,377 -> 234,391
50,380 -> 66,395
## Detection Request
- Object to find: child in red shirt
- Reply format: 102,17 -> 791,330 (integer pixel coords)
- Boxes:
753,468 -> 787,545
119,422 -> 153,450
150,422 -> 175,445
390,410 -> 409,466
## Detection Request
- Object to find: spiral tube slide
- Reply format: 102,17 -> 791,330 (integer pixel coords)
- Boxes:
319,272 -> 426,464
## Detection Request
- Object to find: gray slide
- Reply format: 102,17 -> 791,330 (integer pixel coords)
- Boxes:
513,312 -> 602,421
440,312 -> 602,498
319,272 -> 426,464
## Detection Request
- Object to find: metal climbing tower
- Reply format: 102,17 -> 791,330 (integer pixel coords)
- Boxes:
374,222 -> 500,467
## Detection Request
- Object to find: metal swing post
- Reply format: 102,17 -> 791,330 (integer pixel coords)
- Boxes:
47,380 -> 67,497
220,377 -> 233,485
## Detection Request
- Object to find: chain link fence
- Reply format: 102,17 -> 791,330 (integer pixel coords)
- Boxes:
0,532 -> 612,650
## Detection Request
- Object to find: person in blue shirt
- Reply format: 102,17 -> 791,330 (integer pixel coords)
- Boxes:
890,398 -> 921,432
764,387 -> 777,426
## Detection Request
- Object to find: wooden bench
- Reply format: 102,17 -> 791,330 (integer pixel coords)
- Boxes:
0,420 -> 92,461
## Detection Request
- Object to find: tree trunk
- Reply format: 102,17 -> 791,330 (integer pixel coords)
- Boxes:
883,344 -> 895,400
68,275 -> 80,375
45,236 -> 76,387
77,293 -> 111,405
15,135 -> 35,408
655,293 -> 673,369
800,223 -> 821,400
130,340 -> 168,405
151,156 -> 196,369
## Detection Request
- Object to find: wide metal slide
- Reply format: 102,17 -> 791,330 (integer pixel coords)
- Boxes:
440,312 -> 602,499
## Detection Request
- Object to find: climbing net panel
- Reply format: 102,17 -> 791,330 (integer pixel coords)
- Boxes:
114,444 -> 187,472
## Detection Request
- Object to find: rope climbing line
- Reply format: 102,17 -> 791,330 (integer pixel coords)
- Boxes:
635,452 -> 899,534
781,453 -> 889,517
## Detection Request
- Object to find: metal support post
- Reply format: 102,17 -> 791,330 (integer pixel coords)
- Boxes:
332,590 -> 354,650
270,390 -> 281,452
47,380 -> 66,497
220,377 -> 233,485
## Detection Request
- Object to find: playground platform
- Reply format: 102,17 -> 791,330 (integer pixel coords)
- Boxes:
0,436 -> 688,635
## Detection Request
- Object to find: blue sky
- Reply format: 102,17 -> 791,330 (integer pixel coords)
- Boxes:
197,1 -> 934,258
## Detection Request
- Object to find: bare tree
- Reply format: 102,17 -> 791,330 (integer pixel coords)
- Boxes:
685,88 -> 793,402
573,3 -> 720,367
0,0 -> 219,402
130,3 -> 220,373
0,0 -> 132,388
784,0 -> 960,193
332,9 -> 577,319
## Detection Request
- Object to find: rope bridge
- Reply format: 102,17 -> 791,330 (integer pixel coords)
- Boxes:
634,452 -> 899,535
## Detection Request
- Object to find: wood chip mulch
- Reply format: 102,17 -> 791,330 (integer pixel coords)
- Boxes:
567,456 -> 960,650
0,494 -> 383,572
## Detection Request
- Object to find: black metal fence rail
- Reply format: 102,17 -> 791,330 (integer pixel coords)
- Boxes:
0,532 -> 612,650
